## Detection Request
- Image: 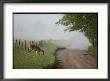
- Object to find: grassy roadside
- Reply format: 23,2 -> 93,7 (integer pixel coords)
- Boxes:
13,42 -> 59,69
88,46 -> 97,56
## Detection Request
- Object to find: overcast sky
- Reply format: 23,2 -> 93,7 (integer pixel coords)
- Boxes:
14,14 -> 91,50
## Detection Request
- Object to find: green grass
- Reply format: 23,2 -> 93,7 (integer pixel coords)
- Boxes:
88,46 -> 97,55
13,42 -> 59,69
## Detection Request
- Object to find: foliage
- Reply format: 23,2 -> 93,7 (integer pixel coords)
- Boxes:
56,13 -> 98,47
88,46 -> 97,55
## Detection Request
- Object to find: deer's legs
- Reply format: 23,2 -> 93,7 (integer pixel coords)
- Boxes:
36,51 -> 38,54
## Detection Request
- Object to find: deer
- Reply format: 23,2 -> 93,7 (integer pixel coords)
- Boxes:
28,44 -> 44,55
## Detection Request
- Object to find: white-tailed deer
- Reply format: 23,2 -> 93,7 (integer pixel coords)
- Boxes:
28,44 -> 44,55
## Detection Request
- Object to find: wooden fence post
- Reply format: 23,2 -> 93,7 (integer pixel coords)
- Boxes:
19,40 -> 20,47
16,39 -> 17,46
25,40 -> 26,49
32,41 -> 34,44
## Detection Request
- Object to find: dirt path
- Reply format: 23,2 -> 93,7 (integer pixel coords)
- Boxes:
55,49 -> 97,69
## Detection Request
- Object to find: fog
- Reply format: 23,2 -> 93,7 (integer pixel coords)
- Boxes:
14,14 -> 91,50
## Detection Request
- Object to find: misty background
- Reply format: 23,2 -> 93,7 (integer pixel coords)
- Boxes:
14,14 -> 91,50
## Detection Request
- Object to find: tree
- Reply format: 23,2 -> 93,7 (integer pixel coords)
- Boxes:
56,13 -> 98,47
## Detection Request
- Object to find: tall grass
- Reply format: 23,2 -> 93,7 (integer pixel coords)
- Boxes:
13,42 -> 59,69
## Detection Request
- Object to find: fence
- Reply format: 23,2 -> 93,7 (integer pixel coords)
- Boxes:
14,39 -> 45,49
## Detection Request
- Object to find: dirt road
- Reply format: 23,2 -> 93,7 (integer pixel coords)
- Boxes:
55,49 -> 97,69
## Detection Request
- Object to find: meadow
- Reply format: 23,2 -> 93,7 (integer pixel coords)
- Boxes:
13,41 -> 60,69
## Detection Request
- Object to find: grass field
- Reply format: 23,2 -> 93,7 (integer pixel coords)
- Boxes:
13,42 -> 60,69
